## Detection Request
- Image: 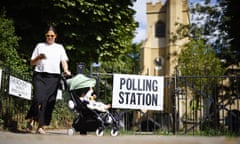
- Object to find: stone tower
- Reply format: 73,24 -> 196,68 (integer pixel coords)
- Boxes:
140,0 -> 189,77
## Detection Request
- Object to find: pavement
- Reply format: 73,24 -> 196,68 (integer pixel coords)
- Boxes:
0,129 -> 240,144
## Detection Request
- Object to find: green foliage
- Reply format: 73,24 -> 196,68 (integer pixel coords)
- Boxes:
178,38 -> 225,77
99,42 -> 141,74
51,99 -> 74,128
0,12 -> 29,75
173,1 -> 226,120
93,42 -> 142,102
218,0 -> 240,66
171,0 -> 226,78
0,0 -> 138,73
189,0 -> 240,68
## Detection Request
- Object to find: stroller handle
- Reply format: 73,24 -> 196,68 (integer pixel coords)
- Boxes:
60,73 -> 72,91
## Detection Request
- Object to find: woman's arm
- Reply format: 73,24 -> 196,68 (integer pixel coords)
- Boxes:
61,60 -> 71,76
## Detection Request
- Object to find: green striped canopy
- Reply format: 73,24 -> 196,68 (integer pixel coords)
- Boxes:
66,74 -> 96,90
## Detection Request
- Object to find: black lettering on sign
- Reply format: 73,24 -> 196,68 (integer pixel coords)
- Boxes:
130,93 -> 136,105
118,91 -> 124,104
152,80 -> 158,91
137,79 -> 143,91
136,93 -> 142,105
152,93 -> 158,106
119,77 -> 159,92
125,92 -> 130,104
126,78 -> 132,90
119,92 -> 159,106
145,93 -> 151,105
120,78 -> 125,89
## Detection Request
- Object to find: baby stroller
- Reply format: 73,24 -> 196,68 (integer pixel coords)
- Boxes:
62,74 -> 121,136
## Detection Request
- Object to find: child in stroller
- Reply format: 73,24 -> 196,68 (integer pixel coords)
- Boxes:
64,74 -> 121,136
80,87 -> 111,112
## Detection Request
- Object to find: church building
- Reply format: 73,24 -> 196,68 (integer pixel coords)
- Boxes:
140,0 -> 189,77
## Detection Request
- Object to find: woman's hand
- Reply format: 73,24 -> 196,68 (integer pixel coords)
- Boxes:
61,60 -> 71,76
39,53 -> 46,59
64,70 -> 71,76
30,54 -> 46,65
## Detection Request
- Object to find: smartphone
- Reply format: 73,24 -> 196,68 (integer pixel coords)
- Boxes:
40,53 -> 46,59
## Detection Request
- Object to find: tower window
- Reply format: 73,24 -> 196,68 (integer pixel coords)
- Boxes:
155,21 -> 165,37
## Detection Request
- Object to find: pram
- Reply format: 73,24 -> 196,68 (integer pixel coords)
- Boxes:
62,74 -> 121,136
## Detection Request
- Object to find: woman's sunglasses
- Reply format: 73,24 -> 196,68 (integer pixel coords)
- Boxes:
45,34 -> 55,38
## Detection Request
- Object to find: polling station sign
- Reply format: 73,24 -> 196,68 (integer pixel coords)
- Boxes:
112,74 -> 164,111
9,76 -> 32,100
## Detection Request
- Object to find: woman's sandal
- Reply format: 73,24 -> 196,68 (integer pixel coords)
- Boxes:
25,122 -> 33,133
36,128 -> 46,134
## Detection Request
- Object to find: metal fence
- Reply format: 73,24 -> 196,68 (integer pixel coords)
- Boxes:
0,67 -> 239,136
0,66 -> 32,131
92,72 -> 240,136
174,75 -> 240,135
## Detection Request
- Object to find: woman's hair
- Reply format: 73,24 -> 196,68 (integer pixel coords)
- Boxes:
45,25 -> 57,34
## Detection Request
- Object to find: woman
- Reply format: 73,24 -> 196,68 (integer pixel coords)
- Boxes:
25,26 -> 71,134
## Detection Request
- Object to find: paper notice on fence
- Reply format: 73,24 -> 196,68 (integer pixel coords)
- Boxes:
112,74 -> 164,111
9,76 -> 32,100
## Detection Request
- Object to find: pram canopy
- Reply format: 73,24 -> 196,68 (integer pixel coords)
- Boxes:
67,74 -> 96,91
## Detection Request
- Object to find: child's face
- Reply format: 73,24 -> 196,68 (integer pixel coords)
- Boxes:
92,94 -> 97,99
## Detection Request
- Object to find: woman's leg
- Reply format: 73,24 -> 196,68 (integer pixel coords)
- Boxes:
36,104 -> 46,134
26,118 -> 34,132
25,100 -> 38,132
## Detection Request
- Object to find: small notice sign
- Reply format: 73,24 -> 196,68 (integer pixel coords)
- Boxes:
9,76 -> 32,100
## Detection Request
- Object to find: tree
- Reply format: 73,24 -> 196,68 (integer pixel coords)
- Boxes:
178,38 -> 224,77
100,42 -> 141,74
172,0 -> 225,77
174,0 -> 226,129
0,0 -> 138,73
189,0 -> 240,68
0,11 -> 29,74
218,0 -> 240,66
90,42 -> 142,104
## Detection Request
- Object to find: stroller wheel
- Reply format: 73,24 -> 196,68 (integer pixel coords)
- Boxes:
96,128 -> 104,136
67,128 -> 75,136
110,128 -> 119,136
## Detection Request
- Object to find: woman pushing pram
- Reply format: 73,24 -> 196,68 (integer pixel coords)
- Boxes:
64,74 -> 121,136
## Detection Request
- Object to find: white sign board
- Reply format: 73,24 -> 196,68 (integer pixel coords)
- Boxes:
9,76 -> 32,100
0,69 -> 2,90
112,74 -> 164,111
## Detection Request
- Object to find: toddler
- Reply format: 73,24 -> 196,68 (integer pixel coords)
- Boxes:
80,87 -> 111,112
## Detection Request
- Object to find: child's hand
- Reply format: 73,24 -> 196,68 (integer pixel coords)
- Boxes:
89,96 -> 94,101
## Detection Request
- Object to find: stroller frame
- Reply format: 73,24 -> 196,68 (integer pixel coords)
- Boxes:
62,75 -> 121,136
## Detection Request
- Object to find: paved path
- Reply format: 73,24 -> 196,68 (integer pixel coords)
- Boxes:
0,129 -> 240,144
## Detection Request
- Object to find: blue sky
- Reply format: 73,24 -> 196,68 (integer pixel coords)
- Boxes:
132,0 -> 217,43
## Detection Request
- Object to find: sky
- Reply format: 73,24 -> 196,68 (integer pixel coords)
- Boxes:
132,0 -> 217,43
132,0 -> 162,43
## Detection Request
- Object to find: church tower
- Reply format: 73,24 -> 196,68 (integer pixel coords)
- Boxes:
140,0 -> 189,76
